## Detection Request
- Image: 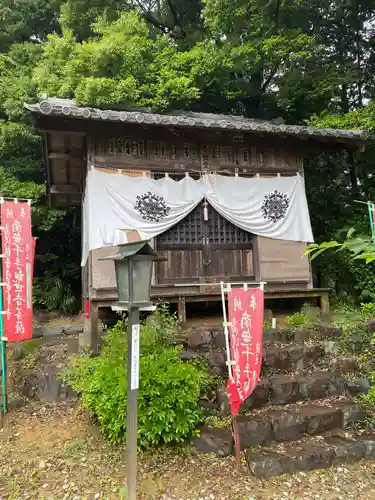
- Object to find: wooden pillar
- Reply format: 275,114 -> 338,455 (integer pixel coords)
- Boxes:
80,301 -> 100,353
177,296 -> 186,324
320,292 -> 330,315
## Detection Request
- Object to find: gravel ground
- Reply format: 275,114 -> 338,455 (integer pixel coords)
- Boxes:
0,402 -> 374,499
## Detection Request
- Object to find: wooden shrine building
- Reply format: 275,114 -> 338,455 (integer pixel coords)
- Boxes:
26,98 -> 366,349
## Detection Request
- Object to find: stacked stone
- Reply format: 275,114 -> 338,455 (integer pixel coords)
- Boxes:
180,324 -> 374,478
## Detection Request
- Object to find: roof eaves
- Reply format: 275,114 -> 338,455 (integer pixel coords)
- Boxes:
24,100 -> 368,142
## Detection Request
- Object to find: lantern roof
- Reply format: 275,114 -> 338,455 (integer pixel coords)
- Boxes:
99,240 -> 163,261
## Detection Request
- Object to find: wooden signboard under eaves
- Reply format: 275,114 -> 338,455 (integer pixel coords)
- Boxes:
88,132 -> 304,176
45,125 -> 305,206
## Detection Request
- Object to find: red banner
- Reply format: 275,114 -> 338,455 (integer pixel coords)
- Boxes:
227,287 -> 264,416
1,201 -> 34,342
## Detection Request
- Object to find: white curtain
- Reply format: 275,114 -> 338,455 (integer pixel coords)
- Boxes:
205,175 -> 312,244
82,168 -> 314,265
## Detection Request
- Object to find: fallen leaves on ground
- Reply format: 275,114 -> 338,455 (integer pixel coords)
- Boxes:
0,402 -> 374,499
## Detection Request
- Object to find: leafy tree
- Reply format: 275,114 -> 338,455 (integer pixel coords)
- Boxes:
59,0 -> 127,41
0,42 -> 41,121
304,101 -> 375,300
0,29 -> 82,312
34,12 -> 229,112
1,0 -> 375,310
60,0 -> 205,46
0,0 -> 63,50
203,0 -> 375,120
306,229 -> 375,264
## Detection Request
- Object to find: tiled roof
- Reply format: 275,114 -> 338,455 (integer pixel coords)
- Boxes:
25,98 -> 368,143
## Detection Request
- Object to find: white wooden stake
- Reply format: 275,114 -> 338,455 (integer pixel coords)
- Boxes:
220,281 -> 233,379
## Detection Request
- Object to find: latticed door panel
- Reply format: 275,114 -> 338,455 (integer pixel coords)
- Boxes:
156,204 -> 204,247
204,204 -> 254,279
155,201 -> 254,283
206,205 -> 253,245
156,204 -> 204,283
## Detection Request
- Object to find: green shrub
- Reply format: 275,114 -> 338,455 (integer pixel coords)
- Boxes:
33,275 -> 79,314
285,312 -> 310,328
61,306 -> 211,447
361,372 -> 375,410
361,302 -> 375,319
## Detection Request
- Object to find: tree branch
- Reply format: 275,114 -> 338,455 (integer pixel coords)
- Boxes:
166,0 -> 186,38
261,63 -> 280,93
258,1 -> 281,94
355,0 -> 363,107
0,26 -> 13,38
274,0 -> 281,31
130,0 -> 184,38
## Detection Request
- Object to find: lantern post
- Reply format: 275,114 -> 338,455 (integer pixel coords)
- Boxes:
101,240 -> 163,500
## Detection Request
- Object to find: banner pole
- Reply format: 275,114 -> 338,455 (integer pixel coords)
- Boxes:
220,281 -> 242,467
0,339 -> 6,416
220,281 -> 233,380
0,219 -> 6,419
367,201 -> 375,243
232,416 -> 241,467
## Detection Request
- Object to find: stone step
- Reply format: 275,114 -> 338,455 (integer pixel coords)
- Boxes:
33,323 -> 83,338
179,324 -> 342,350
262,342 -> 324,373
263,325 -> 342,343
250,370 -> 369,408
216,371 -> 355,413
182,341 -> 327,377
264,343 -> 360,374
246,433 -> 375,478
267,371 -> 346,405
185,342 -> 360,379
192,399 -> 364,455
236,400 -> 364,449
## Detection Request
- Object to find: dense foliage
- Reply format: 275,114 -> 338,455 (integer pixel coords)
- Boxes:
62,307 -> 210,445
305,233 -> 375,410
1,0 -> 375,308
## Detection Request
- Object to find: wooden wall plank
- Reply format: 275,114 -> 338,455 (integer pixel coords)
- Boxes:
91,247 -> 117,290
256,236 -> 311,282
156,249 -> 203,284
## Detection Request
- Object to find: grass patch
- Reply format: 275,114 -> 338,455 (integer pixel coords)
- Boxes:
22,338 -> 44,356
7,338 -> 43,364
63,436 -> 93,457
205,415 -> 232,428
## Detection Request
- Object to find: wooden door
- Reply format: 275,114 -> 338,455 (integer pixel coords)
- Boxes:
204,204 -> 254,281
156,205 -> 204,284
155,202 -> 254,284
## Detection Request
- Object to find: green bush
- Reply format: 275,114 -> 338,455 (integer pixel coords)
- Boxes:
33,276 -> 78,314
361,372 -> 375,409
359,331 -> 375,413
361,302 -> 375,319
285,312 -> 310,328
61,306 -> 211,447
